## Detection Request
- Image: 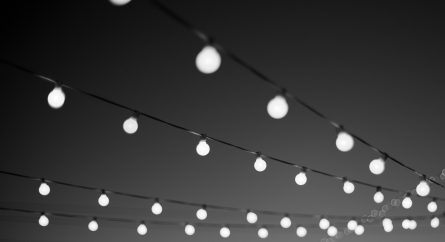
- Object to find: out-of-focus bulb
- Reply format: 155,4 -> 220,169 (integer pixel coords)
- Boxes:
369,158 -> 385,175
185,224 -> 195,235
431,217 -> 439,228
267,95 -> 288,119
402,219 -> 410,229
88,219 -> 98,231
220,227 -> 230,238
416,180 -> 430,197
109,0 -> 131,6
258,228 -> 268,239
196,45 -> 221,74
98,193 -> 109,207
152,201 -> 162,215
382,218 -> 392,227
280,216 -> 291,228
428,201 -> 437,212
295,170 -> 307,186
327,226 -> 338,236
374,191 -> 384,204
137,223 -> 147,235
336,131 -> 354,152
319,218 -> 330,230
48,86 -> 65,109
196,207 -> 207,220
123,117 -> 138,134
254,156 -> 267,172
296,226 -> 307,237
196,139 -> 210,156
354,225 -> 364,235
347,220 -> 357,230
39,182 -> 50,196
343,180 -> 355,194
409,220 -> 417,230
402,196 -> 412,209
39,214 -> 49,227
384,223 -> 393,232
247,212 -> 258,224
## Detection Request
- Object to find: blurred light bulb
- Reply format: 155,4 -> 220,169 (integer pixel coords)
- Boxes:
319,218 -> 330,230
185,224 -> 195,235
431,217 -> 439,228
48,86 -> 65,109
109,0 -> 131,6
247,212 -> 258,224
327,226 -> 338,236
267,95 -> 288,119
280,216 -> 291,228
295,171 -> 307,186
196,139 -> 210,156
258,228 -> 268,239
369,158 -> 385,175
39,182 -> 50,196
402,219 -> 410,229
197,207 -> 207,220
416,180 -> 430,197
296,226 -> 307,237
98,193 -> 109,206
220,227 -> 230,238
152,202 -> 162,215
382,218 -> 392,227
123,117 -> 138,134
196,45 -> 221,74
137,223 -> 147,235
347,220 -> 357,230
39,215 -> 49,227
409,220 -> 417,230
343,180 -> 355,194
254,156 -> 267,172
402,197 -> 412,209
354,225 -> 364,235
428,201 -> 437,212
374,191 -> 384,204
336,131 -> 354,152
88,219 -> 98,231
384,223 -> 393,232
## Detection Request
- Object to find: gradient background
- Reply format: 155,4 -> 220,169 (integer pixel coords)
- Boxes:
0,0 -> 444,241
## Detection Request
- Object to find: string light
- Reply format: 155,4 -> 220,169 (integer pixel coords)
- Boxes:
431,217 -> 440,228
185,224 -> 195,235
88,218 -> 98,231
370,153 -> 387,175
220,226 -> 230,238
258,227 -> 268,239
354,225 -> 364,235
98,190 -> 109,207
347,219 -> 357,231
373,187 -> 384,204
254,153 -> 267,172
196,135 -> 210,156
295,167 -> 307,186
196,206 -> 207,220
336,129 -> 354,152
319,218 -> 330,230
47,82 -> 65,109
137,222 -> 147,235
152,199 -> 162,215
109,0 -> 131,6
428,199 -> 437,212
267,94 -> 288,119
296,226 -> 307,237
39,213 -> 49,227
123,111 -> 139,134
39,179 -> 50,196
246,211 -> 258,224
416,175 -> 431,197
327,226 -> 338,236
196,45 -> 221,74
402,193 -> 412,209
343,178 -> 355,194
280,215 -> 291,228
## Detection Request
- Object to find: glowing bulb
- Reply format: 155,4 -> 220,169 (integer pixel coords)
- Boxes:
98,193 -> 109,207
374,191 -> 384,204
347,220 -> 357,230
258,228 -> 268,239
196,46 -> 221,74
343,180 -> 355,194
431,217 -> 439,228
384,223 -> 393,232
109,0 -> 131,6
196,208 -> 207,220
336,131 -> 354,152
137,223 -> 147,235
39,215 -> 49,227
280,216 -> 291,228
327,226 -> 338,236
220,227 -> 230,238
354,225 -> 364,235
402,197 -> 412,209
267,95 -> 288,119
319,218 -> 330,230
88,219 -> 98,231
402,219 -> 410,229
152,202 -> 162,215
296,226 -> 307,237
185,224 -> 195,235
416,180 -> 430,197
382,218 -> 392,227
254,156 -> 267,172
409,220 -> 417,230
369,158 -> 385,175
428,201 -> 437,212
196,140 -> 210,156
295,171 -> 307,186
47,86 -> 65,109
123,117 -> 138,134
247,212 -> 258,224
39,182 -> 50,196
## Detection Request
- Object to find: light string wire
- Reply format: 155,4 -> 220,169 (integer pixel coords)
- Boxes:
143,0 -> 444,189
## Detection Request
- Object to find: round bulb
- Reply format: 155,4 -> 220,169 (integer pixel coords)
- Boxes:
280,216 -> 291,228
369,158 -> 385,175
402,197 -> 412,209
402,219 -> 410,229
88,220 -> 98,231
431,217 -> 439,228
336,132 -> 354,152
98,194 -> 109,206
152,202 -> 162,215
247,212 -> 258,224
137,224 -> 147,235
416,180 -> 430,197
123,117 -> 138,134
258,228 -> 268,239
327,226 -> 338,236
254,157 -> 267,172
196,140 -> 210,156
267,95 -> 288,119
374,191 -> 384,203
109,0 -> 131,6
319,218 -> 330,230
185,224 -> 195,235
428,201 -> 437,212
295,172 -> 307,186
196,208 -> 207,220
39,215 -> 49,227
354,225 -> 364,235
48,87 -> 65,109
384,223 -> 393,232
382,218 -> 392,227
220,227 -> 230,238
347,220 -> 357,230
409,220 -> 417,230
296,226 -> 307,237
39,182 -> 50,196
343,181 -> 355,194
196,46 -> 221,74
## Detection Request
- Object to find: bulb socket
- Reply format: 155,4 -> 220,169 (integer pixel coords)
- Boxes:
200,134 -> 207,142
405,192 -> 411,197
202,204 -> 207,209
101,190 -> 106,194
131,110 -> 140,119
376,186 -> 382,192
301,167 -> 307,173
380,152 -> 388,161
256,152 -> 262,158
54,80 -> 62,88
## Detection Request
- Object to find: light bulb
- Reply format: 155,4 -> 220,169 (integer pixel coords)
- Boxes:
427,201 -> 437,212
409,220 -> 417,230
39,215 -> 49,227
374,191 -> 384,204
347,220 -> 357,230
152,202 -> 162,215
196,207 -> 207,220
196,45 -> 221,74
280,216 -> 291,228
343,180 -> 355,194
295,171 -> 307,186
319,218 -> 330,230
98,193 -> 109,206
254,156 -> 267,172
137,223 -> 147,235
267,95 -> 288,119
382,218 -> 392,227
416,180 -> 430,197
369,158 -> 385,175
402,197 -> 412,209
431,217 -> 439,228
402,219 -> 410,229
220,227 -> 230,238
185,224 -> 195,235
123,117 -> 138,134
47,86 -> 65,109
384,223 -> 393,232
327,226 -> 338,236
296,226 -> 307,237
258,228 -> 268,239
354,225 -> 364,235
336,131 -> 354,152
247,212 -> 258,224
39,182 -> 50,196
109,0 -> 131,6
88,219 -> 98,231
196,139 -> 210,156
